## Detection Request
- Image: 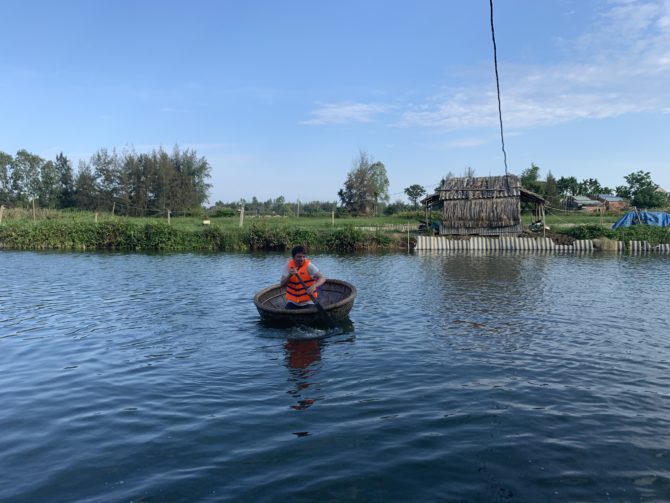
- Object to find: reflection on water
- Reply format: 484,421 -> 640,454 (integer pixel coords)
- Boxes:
285,339 -> 321,413
1,251 -> 669,502
285,338 -> 322,370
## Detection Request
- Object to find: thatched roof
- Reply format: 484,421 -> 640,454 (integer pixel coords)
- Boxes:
519,187 -> 548,205
438,175 -> 520,200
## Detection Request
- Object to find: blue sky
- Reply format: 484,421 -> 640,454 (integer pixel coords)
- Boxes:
2,0 -> 669,204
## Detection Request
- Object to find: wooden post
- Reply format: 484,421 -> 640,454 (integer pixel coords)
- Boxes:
32,198 -> 36,222
95,212 -> 98,223
167,210 -> 171,225
331,209 -> 335,226
239,204 -> 244,228
112,201 -> 115,216
407,220 -> 410,253
0,204 -> 4,224
297,199 -> 300,218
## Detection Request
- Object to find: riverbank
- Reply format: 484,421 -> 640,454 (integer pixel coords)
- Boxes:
0,220 -> 396,252
1,215 -> 668,252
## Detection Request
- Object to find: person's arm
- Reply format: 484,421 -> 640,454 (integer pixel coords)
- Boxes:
307,272 -> 326,294
306,265 -> 326,295
280,264 -> 290,286
280,263 -> 298,287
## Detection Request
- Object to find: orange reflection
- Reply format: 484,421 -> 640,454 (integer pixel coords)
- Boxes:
285,338 -> 322,411
285,339 -> 321,369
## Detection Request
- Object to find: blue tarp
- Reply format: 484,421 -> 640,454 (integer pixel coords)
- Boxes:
611,211 -> 670,229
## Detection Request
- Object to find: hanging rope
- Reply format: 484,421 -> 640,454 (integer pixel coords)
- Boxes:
489,0 -> 509,179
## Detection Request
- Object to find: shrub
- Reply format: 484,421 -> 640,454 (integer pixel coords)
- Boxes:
560,223 -> 670,245
210,207 -> 236,217
561,224 -> 616,240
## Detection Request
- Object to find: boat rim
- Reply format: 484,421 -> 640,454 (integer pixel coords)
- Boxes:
253,279 -> 356,314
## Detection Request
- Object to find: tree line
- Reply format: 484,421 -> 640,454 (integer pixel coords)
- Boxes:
519,163 -> 667,209
211,197 -> 339,218
3,145 -> 665,219
0,147 -> 211,215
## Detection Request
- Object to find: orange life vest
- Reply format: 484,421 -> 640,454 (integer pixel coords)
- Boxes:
285,258 -> 318,304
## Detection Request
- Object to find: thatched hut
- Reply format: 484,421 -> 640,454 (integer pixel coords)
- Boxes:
423,174 -> 546,236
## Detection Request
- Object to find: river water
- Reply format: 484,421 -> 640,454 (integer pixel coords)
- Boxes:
1,250 -> 669,502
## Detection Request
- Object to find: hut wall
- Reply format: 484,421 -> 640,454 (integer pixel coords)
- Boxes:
440,197 -> 521,236
430,175 -> 530,236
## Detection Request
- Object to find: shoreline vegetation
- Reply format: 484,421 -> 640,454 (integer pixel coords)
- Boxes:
0,209 -> 668,252
0,219 -> 397,253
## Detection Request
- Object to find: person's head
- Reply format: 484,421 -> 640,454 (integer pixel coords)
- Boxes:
291,245 -> 307,266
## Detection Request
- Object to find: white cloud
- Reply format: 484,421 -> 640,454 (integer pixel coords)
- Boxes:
320,1 -> 670,132
395,91 -> 499,129
409,1 -> 670,129
301,102 -> 387,125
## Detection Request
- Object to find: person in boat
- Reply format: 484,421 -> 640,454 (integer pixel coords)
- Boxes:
280,245 -> 326,309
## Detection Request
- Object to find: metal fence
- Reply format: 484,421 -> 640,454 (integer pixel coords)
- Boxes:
415,236 -> 668,253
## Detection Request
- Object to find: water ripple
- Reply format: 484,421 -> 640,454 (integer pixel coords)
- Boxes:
1,251 -> 669,501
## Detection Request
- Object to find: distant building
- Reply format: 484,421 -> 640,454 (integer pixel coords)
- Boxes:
596,194 -> 628,213
564,195 -> 603,213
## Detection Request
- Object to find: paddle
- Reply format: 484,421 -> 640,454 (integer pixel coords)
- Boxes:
291,272 -> 332,325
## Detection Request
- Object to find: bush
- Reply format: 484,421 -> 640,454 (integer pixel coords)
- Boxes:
393,210 -> 426,220
210,207 -> 236,217
561,224 -> 616,240
560,223 -> 670,245
0,219 -> 402,252
614,225 -> 670,246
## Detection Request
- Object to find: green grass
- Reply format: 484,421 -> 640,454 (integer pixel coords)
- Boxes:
523,211 -> 620,227
2,209 -> 668,250
0,209 -> 423,231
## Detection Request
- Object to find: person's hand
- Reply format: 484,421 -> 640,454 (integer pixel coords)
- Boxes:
306,285 -> 315,295
288,267 -> 298,275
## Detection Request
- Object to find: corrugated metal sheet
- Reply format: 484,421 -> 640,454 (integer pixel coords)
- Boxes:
597,194 -> 626,202
415,237 -> 669,253
439,224 -> 523,236
567,195 -> 602,206
414,236 -> 656,253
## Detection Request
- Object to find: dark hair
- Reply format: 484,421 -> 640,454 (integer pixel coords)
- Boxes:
291,245 -> 306,257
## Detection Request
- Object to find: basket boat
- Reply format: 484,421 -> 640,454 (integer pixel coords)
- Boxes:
254,279 -> 356,325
